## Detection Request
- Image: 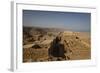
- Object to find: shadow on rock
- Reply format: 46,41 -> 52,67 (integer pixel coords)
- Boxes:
48,35 -> 67,61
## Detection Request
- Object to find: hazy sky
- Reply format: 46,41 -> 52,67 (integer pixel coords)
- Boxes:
23,10 -> 91,32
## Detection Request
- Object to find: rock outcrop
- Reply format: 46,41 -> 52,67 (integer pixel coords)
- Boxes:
48,32 -> 73,61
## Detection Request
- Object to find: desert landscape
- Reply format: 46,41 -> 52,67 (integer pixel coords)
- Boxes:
23,26 -> 91,62
23,10 -> 91,62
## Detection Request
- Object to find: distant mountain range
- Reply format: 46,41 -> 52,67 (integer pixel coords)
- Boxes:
23,26 -> 67,32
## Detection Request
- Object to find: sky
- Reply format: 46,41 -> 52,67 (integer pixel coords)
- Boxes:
23,10 -> 91,32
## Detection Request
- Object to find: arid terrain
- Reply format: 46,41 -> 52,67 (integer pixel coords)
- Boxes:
23,26 -> 91,62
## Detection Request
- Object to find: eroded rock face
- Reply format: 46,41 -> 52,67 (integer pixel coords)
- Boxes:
48,32 -> 72,61
49,37 -> 65,56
